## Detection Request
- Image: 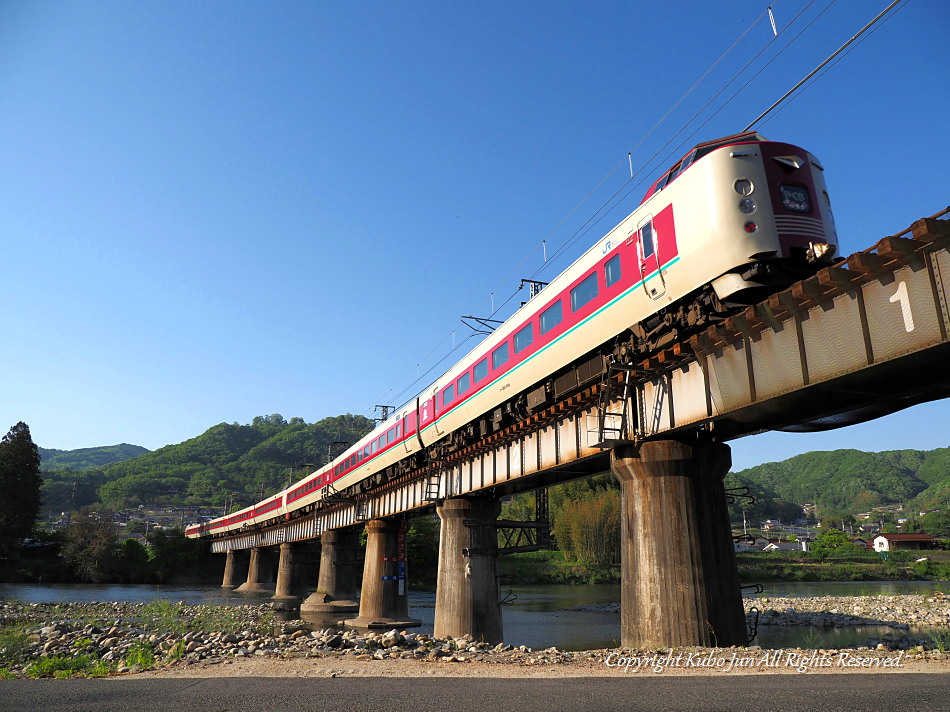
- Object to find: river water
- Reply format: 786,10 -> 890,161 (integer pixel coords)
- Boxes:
2,581 -> 947,651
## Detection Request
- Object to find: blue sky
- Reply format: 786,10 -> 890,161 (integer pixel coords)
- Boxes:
2,0 -> 947,472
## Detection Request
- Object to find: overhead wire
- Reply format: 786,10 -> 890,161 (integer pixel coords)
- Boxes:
372,5 -> 781,410
555,0 -> 836,241
528,0 -> 825,284
744,0 -> 905,131
757,0 -> 911,129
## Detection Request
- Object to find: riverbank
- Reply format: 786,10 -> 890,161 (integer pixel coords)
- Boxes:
499,550 -> 950,585
566,592 -> 950,629
1,593 -> 949,679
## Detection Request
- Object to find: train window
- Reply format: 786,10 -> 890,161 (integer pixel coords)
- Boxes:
654,169 -> 674,192
492,343 -> 509,370
514,323 -> 533,353
540,301 -> 562,335
474,358 -> 488,383
605,255 -> 622,288
571,273 -> 599,312
387,429 -> 394,444
395,423 -> 401,438
640,222 -> 655,259
457,372 -> 470,395
442,384 -> 455,406
673,151 -> 695,178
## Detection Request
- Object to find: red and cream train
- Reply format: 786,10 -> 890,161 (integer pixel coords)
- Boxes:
187,131 -> 837,540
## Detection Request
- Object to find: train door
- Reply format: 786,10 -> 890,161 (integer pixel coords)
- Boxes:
432,386 -> 445,436
402,411 -> 414,454
637,215 -> 666,300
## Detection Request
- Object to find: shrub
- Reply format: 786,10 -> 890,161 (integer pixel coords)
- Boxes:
552,489 -> 621,567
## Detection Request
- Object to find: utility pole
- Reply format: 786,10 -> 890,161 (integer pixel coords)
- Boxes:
67,482 -> 77,526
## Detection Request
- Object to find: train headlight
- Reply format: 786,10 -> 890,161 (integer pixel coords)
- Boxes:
734,179 -> 754,196
738,198 -> 757,214
743,221 -> 758,234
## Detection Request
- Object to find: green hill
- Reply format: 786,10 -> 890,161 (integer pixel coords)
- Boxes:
39,444 -> 150,471
39,413 -> 374,513
733,447 -> 950,518
36,414 -> 949,528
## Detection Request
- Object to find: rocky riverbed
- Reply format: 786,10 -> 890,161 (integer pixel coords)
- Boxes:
565,591 -> 950,629
1,595 -> 949,679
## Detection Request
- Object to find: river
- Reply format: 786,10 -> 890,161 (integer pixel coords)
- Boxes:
2,581 -> 947,651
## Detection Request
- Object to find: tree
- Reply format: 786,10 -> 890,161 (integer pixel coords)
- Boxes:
552,488 -> 621,567
406,514 -> 440,585
0,422 -> 43,556
810,528 -> 861,557
116,538 -> 153,583
60,510 -> 118,582
147,530 -> 205,583
920,510 -> 950,538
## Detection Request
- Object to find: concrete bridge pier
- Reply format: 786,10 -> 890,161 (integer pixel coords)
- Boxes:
221,549 -> 249,589
345,518 -> 420,629
234,546 -> 275,593
301,529 -> 360,617
611,439 -> 746,648
272,542 -> 306,604
433,497 -> 503,644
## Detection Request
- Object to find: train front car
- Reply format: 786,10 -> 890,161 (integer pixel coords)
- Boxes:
666,132 -> 838,307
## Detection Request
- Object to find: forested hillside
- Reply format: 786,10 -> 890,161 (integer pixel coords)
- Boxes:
36,414 -> 948,531
39,444 -> 149,471
39,414 -> 373,513
734,447 -> 950,519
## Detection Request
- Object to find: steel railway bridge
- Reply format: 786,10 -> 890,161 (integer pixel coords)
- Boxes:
207,207 -> 950,648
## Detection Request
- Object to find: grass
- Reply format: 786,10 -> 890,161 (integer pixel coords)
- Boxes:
732,550 -> 941,583
122,641 -> 156,669
139,599 -> 274,636
141,599 -> 189,635
0,626 -> 31,667
499,550 -> 621,585
930,630 -> 950,652
0,599 -> 277,678
193,605 -> 259,635
23,654 -> 116,679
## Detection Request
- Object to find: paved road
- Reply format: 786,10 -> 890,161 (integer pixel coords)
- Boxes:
1,673 -> 948,712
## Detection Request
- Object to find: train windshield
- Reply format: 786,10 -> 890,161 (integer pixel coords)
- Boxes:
689,131 -> 764,163
640,132 -> 767,204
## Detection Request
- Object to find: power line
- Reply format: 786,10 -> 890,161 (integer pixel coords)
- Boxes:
364,0 -> 883,419
758,0 -> 912,128
744,0 -> 905,131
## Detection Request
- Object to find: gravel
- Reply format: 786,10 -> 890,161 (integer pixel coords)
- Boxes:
2,593 -> 949,678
